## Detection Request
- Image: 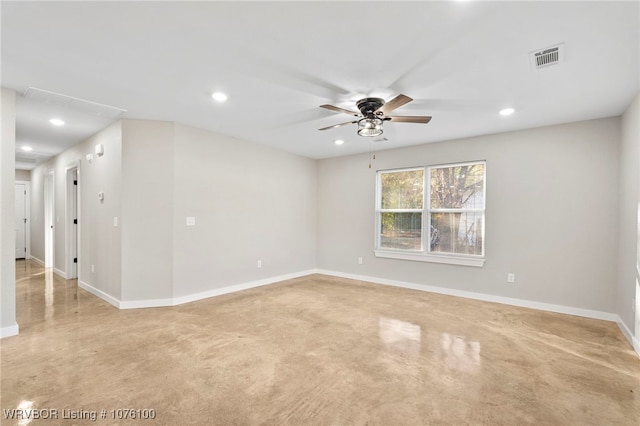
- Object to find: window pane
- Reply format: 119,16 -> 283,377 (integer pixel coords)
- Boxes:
381,212 -> 422,250
430,212 -> 483,255
381,170 -> 423,209
430,164 -> 484,209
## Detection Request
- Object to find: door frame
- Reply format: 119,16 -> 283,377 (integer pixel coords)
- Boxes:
44,171 -> 54,268
15,180 -> 31,260
65,163 -> 80,279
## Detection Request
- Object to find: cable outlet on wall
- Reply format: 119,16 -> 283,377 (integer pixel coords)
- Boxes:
358,257 -> 363,265
257,260 -> 262,268
507,273 -> 516,283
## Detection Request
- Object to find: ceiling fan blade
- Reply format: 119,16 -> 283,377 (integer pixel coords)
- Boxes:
386,115 -> 432,124
318,120 -> 358,131
320,104 -> 361,117
379,94 -> 413,114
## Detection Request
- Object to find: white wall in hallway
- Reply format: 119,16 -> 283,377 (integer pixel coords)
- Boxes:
30,121 -> 123,299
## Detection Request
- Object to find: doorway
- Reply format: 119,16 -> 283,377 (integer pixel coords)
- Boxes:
14,182 -> 28,259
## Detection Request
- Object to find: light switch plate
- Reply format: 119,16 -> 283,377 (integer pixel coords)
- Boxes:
186,217 -> 196,226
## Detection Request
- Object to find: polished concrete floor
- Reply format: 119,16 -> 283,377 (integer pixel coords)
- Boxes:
1,260 -> 639,425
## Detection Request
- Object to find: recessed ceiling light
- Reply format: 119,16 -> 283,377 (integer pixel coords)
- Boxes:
49,118 -> 65,126
334,139 -> 344,146
499,108 -> 515,116
211,92 -> 228,102
21,146 -> 33,152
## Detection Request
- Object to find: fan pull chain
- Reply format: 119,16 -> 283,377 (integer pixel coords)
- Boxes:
368,143 -> 377,168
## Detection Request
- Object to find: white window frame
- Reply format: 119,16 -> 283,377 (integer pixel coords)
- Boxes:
374,161 -> 486,267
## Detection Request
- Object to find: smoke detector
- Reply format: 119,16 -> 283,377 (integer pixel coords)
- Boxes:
530,43 -> 564,69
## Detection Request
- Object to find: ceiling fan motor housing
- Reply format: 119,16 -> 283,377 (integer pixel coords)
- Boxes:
356,97 -> 385,117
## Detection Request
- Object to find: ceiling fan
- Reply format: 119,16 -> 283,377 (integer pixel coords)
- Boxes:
319,94 -> 431,137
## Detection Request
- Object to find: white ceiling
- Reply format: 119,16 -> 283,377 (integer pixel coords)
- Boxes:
3,1 -> 639,170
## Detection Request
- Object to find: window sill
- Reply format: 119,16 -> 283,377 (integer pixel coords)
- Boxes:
374,250 -> 485,267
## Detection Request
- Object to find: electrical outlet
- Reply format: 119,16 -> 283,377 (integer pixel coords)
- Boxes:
507,273 -> 516,283
257,260 -> 262,268
91,264 -> 95,273
358,257 -> 363,265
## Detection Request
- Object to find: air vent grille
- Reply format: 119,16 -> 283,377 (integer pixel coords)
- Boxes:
530,43 -> 564,69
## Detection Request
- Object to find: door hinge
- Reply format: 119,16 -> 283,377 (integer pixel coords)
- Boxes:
74,180 -> 77,185
23,218 -> 27,223
73,258 -> 77,263
73,219 -> 77,224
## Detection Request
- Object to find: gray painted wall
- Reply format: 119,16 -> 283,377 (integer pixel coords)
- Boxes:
317,118 -> 621,314
172,123 -> 317,297
618,91 -> 640,340
121,119 -> 174,301
1,88 -> 17,336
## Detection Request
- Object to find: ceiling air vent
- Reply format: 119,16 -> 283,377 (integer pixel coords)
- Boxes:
530,43 -> 564,69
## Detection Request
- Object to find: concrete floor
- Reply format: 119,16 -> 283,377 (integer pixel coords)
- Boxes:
1,259 -> 639,425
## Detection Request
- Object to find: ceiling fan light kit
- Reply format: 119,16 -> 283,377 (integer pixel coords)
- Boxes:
319,94 -> 432,138
357,117 -> 384,137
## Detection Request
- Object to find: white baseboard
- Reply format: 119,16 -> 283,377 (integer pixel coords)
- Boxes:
30,256 -> 45,267
78,280 -> 120,308
79,270 -> 317,310
171,269 -> 316,307
53,267 -> 68,279
316,269 -> 619,322
27,258 -> 69,279
615,316 -> 640,357
1,323 -> 19,339
118,297 -> 173,309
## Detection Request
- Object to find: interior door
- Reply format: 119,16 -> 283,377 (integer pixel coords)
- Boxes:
15,183 -> 27,259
